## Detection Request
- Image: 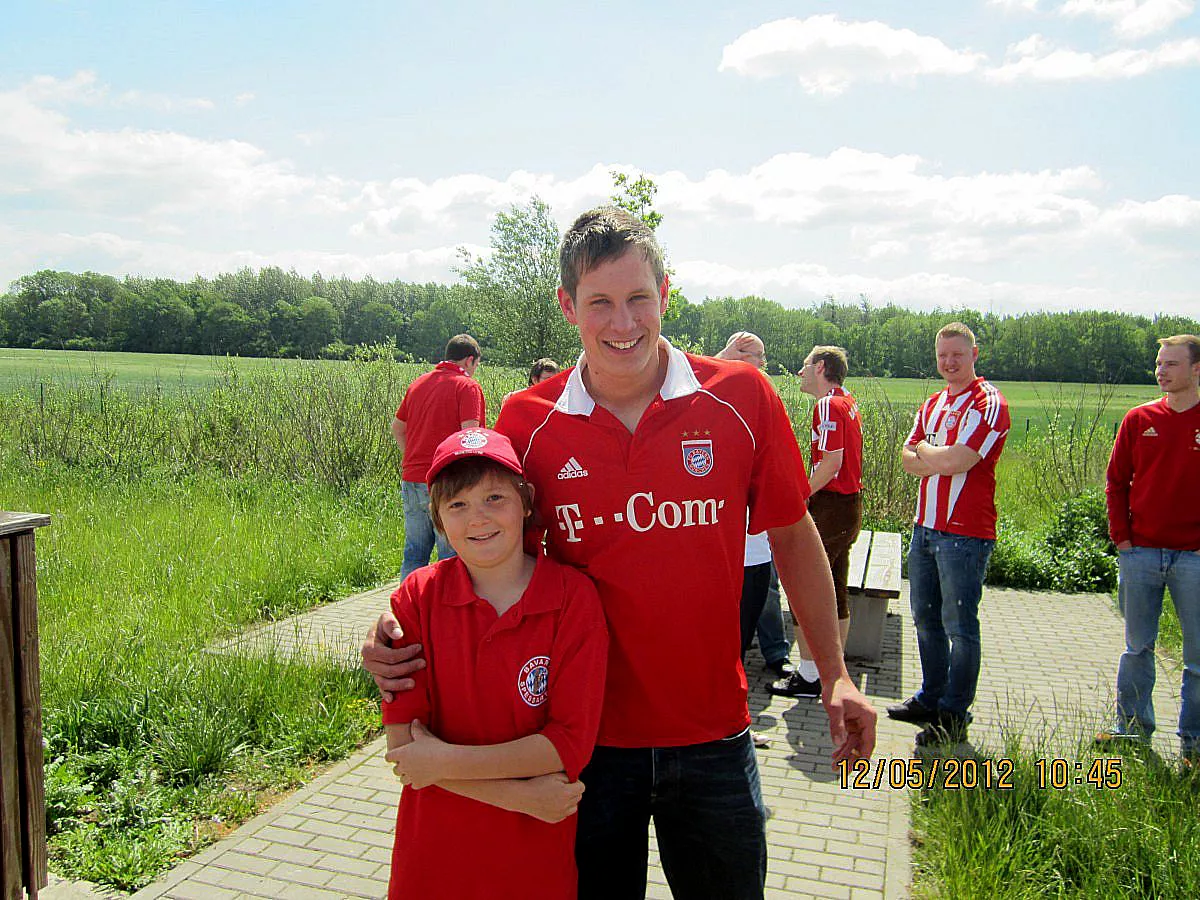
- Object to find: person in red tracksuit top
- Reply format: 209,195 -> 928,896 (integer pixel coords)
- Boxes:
1096,334 -> 1200,767
383,428 -> 608,900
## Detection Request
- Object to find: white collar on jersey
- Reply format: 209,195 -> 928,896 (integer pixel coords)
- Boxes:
554,338 -> 700,416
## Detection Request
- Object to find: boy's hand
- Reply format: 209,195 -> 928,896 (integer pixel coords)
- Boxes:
386,720 -> 448,789
362,610 -> 426,702
521,773 -> 585,824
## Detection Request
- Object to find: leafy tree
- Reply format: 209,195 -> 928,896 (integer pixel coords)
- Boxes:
295,296 -> 340,358
457,197 -> 578,367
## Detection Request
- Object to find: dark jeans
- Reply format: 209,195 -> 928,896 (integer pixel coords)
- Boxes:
908,525 -> 995,719
576,731 -> 767,900
739,562 -> 773,658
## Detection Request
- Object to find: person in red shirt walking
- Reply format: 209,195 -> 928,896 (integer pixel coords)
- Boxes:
383,428 -> 608,899
392,334 -> 487,579
366,207 -> 876,900
1097,334 -> 1200,766
888,322 -> 1010,747
770,345 -> 863,699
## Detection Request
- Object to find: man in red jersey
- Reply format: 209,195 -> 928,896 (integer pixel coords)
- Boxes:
888,322 -> 1010,747
770,345 -> 863,699
365,208 -> 876,900
1097,334 -> 1200,766
392,333 -> 486,579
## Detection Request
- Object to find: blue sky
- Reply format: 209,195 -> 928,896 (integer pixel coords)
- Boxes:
2,0 -> 1198,316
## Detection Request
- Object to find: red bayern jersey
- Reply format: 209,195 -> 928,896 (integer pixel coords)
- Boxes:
395,361 -> 487,482
811,385 -> 863,495
906,376 -> 1010,540
1106,396 -> 1200,550
382,554 -> 608,900
496,341 -> 810,748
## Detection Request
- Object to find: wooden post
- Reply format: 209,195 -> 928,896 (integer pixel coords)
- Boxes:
0,513 -> 50,900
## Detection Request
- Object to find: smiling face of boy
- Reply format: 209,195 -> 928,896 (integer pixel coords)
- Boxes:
435,470 -> 530,574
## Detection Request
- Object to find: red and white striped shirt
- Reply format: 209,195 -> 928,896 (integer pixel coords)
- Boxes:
811,386 -> 863,495
906,377 -> 1010,540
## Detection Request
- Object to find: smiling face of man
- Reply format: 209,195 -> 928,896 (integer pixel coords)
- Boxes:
557,249 -> 669,398
935,333 -> 979,392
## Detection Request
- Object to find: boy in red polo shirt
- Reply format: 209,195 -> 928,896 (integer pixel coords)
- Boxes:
382,428 -> 608,900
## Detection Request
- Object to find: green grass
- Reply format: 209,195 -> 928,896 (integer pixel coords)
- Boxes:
7,456 -> 406,890
912,739 -> 1200,899
3,348 -> 1163,432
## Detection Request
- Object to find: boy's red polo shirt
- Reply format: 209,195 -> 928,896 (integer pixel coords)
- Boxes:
382,555 -> 608,900
496,342 -> 810,748
905,376 -> 1010,540
811,385 -> 863,494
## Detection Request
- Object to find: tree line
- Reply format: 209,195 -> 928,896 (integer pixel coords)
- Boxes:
2,264 -> 1194,384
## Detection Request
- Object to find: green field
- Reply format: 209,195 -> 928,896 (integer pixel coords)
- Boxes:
0,348 -> 1163,433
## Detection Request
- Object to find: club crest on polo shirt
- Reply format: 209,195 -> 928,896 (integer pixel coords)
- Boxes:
681,439 -> 714,477
1194,429 -> 1200,447
945,412 -> 959,430
518,656 -> 550,707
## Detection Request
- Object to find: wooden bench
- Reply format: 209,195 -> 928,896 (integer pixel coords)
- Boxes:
1,512 -> 50,900
842,529 -> 902,662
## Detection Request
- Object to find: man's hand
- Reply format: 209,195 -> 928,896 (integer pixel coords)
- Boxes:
361,610 -> 425,702
1116,540 -> 1133,551
386,720 -> 449,789
520,773 -> 586,824
822,675 -> 878,767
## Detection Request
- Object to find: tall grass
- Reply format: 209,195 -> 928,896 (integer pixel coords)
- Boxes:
912,739 -> 1200,899
5,456 -> 405,889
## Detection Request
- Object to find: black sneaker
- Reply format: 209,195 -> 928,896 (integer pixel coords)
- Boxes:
915,715 -> 968,747
767,671 -> 821,698
886,696 -> 938,724
764,659 -> 793,678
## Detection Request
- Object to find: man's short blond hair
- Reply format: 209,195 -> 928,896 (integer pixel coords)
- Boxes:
936,322 -> 977,347
807,345 -> 849,384
1158,334 -> 1200,365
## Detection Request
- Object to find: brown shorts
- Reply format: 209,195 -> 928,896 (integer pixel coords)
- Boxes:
808,491 -> 864,619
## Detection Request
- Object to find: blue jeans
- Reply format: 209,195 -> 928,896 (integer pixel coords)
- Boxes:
576,731 -> 767,900
400,481 -> 455,580
1114,547 -> 1200,753
908,525 -> 995,719
755,564 -> 791,666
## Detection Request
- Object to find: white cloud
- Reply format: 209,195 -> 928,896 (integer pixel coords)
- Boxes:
674,258 -> 1174,314
0,73 -> 338,218
990,0 -> 1042,11
19,70 -> 214,112
234,92 -> 256,107
1059,0 -> 1195,40
718,15 -> 985,94
988,33 -> 1200,79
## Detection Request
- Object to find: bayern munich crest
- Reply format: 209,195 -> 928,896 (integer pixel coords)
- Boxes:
459,430 -> 488,449
518,656 -> 550,707
681,439 -> 714,477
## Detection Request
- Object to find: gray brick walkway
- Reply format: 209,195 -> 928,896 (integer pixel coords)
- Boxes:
103,579 -> 1181,900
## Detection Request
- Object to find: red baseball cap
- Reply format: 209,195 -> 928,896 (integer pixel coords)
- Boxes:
426,428 -> 524,483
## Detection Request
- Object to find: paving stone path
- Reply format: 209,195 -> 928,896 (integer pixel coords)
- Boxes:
53,578 -> 1180,900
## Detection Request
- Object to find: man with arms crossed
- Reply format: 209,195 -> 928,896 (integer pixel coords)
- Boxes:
365,208 -> 876,899
770,345 -> 863,698
889,322 -> 1010,747
392,333 -> 485,579
1098,334 -> 1200,765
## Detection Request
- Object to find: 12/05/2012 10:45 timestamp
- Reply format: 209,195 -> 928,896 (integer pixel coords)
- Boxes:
837,757 -> 1123,791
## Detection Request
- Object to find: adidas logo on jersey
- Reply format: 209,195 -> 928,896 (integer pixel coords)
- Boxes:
1142,427 -> 1159,437
557,457 -> 589,480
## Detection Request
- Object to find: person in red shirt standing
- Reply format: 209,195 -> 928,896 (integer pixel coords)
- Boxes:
1097,334 -> 1200,766
365,207 -> 876,900
770,345 -> 863,699
383,428 -> 607,899
392,334 -> 486,579
888,322 -> 1010,747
